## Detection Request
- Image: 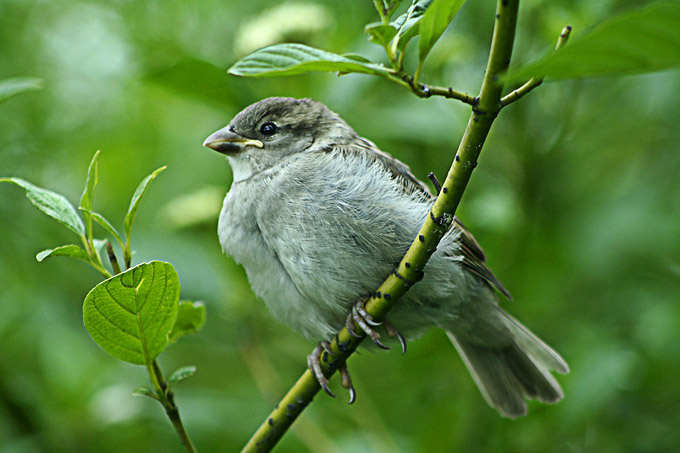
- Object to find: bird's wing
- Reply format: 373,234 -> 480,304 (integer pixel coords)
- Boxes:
333,138 -> 512,300
453,217 -> 512,300
333,138 -> 434,200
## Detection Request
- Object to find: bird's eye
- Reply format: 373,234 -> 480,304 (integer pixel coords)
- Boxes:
259,122 -> 278,136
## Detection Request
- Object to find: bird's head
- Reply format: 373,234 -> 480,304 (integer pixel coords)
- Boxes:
203,97 -> 356,181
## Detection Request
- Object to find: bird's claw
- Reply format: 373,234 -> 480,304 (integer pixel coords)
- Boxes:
338,362 -> 356,404
320,340 -> 335,356
308,342 -> 336,398
355,303 -> 382,327
345,300 -> 406,352
308,341 -> 356,403
384,318 -> 407,354
309,300 -> 407,404
348,303 -> 390,349
346,315 -> 363,338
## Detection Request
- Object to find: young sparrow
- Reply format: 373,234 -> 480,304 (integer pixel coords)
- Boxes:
203,97 -> 568,417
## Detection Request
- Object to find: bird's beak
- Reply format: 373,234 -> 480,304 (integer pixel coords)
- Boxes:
202,126 -> 264,154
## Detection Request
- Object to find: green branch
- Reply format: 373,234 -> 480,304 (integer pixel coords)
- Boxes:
387,71 -> 478,105
241,1 -> 521,451
149,360 -> 198,453
501,26 -> 572,107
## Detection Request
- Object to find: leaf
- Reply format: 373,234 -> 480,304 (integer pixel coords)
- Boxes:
169,300 -> 206,344
0,177 -> 85,237
365,23 -> 398,47
86,210 -> 125,251
506,1 -> 680,81
393,0 -> 433,52
341,53 -> 375,64
123,166 -> 166,244
228,43 -> 392,78
375,0 -> 406,19
93,238 -> 107,257
83,261 -> 180,365
79,151 -> 99,214
0,77 -> 43,104
80,151 -> 100,240
337,53 -> 379,76
418,0 -> 466,66
36,245 -> 90,263
168,365 -> 197,385
132,387 -> 158,400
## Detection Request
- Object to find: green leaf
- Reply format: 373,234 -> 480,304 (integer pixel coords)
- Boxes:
87,210 -> 125,251
36,245 -> 90,263
0,77 -> 43,105
418,0 -> 466,66
80,151 -> 100,241
375,0 -> 406,20
228,43 -> 392,78
507,1 -> 680,82
341,53 -> 375,64
0,177 -> 85,237
365,22 -> 398,47
169,300 -> 206,344
83,261 -> 180,365
124,166 -> 166,246
168,365 -> 197,385
132,387 -> 158,400
393,0 -> 433,52
93,238 -> 107,257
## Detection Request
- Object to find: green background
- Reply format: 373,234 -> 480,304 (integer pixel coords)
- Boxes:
1,0 -> 678,451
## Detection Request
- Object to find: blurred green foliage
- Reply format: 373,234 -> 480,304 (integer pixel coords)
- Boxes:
1,0 -> 678,452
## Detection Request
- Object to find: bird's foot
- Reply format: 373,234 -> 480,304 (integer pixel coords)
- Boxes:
339,361 -> 356,404
308,341 -> 335,398
307,341 -> 356,404
345,300 -> 407,354
384,317 -> 407,354
307,300 -> 407,404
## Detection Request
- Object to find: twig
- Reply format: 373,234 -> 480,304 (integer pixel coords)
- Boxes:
148,360 -> 198,453
105,242 -> 122,275
389,72 -> 478,105
500,26 -> 572,107
241,1 -> 521,451
428,172 -> 442,194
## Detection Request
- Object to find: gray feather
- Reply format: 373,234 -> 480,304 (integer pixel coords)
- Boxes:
447,310 -> 567,418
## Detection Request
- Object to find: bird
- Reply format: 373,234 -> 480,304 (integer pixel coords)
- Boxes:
203,97 -> 569,418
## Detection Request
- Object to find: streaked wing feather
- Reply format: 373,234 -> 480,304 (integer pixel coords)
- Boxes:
455,217 -> 512,300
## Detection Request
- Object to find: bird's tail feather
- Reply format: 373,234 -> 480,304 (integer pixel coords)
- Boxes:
447,312 -> 568,418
